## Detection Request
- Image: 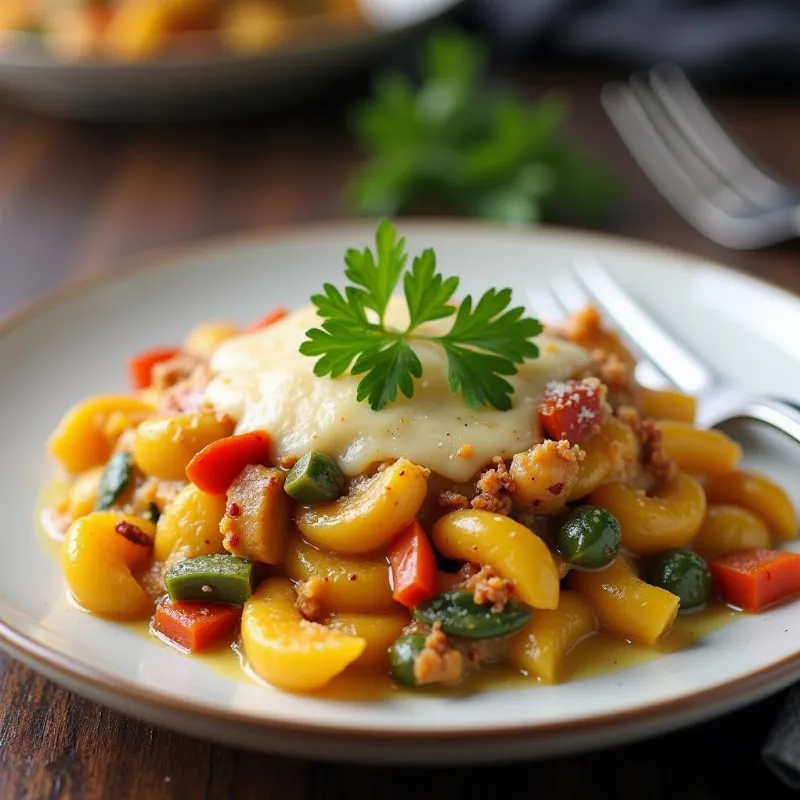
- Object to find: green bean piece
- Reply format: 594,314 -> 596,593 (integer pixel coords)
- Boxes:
557,506 -> 621,570
413,591 -> 533,639
94,451 -> 134,511
646,550 -> 712,610
165,554 -> 257,606
389,633 -> 428,688
284,451 -> 345,504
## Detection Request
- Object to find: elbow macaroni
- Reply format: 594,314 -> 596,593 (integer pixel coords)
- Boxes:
44,303 -> 800,695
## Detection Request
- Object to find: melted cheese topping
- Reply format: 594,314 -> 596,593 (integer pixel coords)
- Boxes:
205,297 -> 590,482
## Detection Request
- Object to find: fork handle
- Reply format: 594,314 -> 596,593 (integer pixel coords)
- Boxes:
697,394 -> 800,446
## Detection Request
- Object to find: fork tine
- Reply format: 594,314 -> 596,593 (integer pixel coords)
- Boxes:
526,284 -> 570,325
626,76 -> 750,215
572,255 -> 716,396
601,82 -> 727,235
649,64 -> 789,206
546,266 -> 673,390
601,80 -> 762,248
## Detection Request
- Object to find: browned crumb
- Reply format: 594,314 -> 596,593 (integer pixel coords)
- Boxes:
413,623 -> 464,686
464,565 -> 515,613
471,491 -> 513,515
151,353 -> 206,392
295,577 -> 326,622
476,456 -> 516,495
437,490 -> 470,512
470,456 -> 515,515
617,405 -> 677,484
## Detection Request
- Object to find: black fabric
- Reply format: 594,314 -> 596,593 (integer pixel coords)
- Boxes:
465,0 -> 800,86
763,685 -> 800,790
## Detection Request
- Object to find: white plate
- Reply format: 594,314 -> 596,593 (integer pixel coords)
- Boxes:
0,0 -> 463,120
2,220 -> 800,765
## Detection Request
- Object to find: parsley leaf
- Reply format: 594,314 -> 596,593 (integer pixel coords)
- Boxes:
347,29 -> 617,224
344,218 -> 407,323
403,248 -> 458,331
301,220 -> 543,412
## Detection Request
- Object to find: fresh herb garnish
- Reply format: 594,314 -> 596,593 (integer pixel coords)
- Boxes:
299,220 -> 543,412
347,28 -> 616,224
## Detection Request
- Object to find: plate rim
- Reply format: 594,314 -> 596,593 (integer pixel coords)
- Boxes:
3,217 -> 800,743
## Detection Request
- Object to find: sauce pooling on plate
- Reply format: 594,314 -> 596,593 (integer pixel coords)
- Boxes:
205,297 -> 590,482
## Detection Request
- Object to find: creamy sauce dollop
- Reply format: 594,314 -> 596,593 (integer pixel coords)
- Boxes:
205,297 -> 590,482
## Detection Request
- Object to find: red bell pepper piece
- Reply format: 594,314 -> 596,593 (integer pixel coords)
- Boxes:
128,346 -> 181,390
538,379 -> 609,443
388,519 -> 437,607
709,548 -> 800,612
244,307 -> 288,333
153,599 -> 241,652
185,430 -> 272,494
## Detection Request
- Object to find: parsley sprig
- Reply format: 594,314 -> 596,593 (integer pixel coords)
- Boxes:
347,29 -> 616,224
299,220 -> 543,411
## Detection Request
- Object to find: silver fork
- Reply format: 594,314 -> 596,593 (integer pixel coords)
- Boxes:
531,257 -> 800,445
601,64 -> 800,249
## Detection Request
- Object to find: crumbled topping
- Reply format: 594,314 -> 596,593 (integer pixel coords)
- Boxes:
413,623 -> 464,686
295,577 -> 326,621
464,566 -> 515,613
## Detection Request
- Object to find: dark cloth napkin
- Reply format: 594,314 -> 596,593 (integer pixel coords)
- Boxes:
763,685 -> 800,790
459,0 -> 800,787
465,0 -> 800,87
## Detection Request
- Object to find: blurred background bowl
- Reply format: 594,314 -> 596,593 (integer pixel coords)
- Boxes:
0,0 -> 464,120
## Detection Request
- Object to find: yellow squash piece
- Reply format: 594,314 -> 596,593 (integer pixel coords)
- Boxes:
655,421 -> 742,475
284,533 -> 397,613
568,416 -> 638,501
510,442 -> 581,514
693,504 -> 772,559
589,472 -> 706,555
66,466 -> 104,521
508,591 -> 597,682
325,611 -> 409,670
241,578 -> 366,692
568,556 -> 679,645
705,469 -> 798,540
295,458 -> 428,554
133,412 -> 234,481
49,395 -> 154,474
154,483 -> 227,563
183,320 -> 240,358
432,510 -> 559,609
639,387 -> 696,423
61,512 -> 156,619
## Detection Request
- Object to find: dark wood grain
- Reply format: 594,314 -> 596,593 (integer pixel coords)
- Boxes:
2,67 -> 800,799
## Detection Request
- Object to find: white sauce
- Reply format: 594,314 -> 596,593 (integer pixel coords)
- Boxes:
205,297 -> 590,482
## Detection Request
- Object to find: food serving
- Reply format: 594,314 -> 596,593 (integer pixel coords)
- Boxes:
43,220 -> 799,695
0,0 -> 363,63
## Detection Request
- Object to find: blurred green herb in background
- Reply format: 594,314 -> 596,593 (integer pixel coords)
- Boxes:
347,29 -> 617,224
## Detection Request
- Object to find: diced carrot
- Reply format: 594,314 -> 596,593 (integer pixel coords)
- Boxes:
153,599 -> 241,652
244,307 -> 288,332
128,346 -> 181,390
709,548 -> 800,612
388,519 -> 437,608
538,379 -> 609,443
185,430 -> 272,494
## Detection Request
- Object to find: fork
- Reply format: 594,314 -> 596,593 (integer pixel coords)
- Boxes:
532,257 -> 800,445
600,64 -> 800,249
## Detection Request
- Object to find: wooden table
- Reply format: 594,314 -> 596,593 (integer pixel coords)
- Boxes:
2,68 -> 800,798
